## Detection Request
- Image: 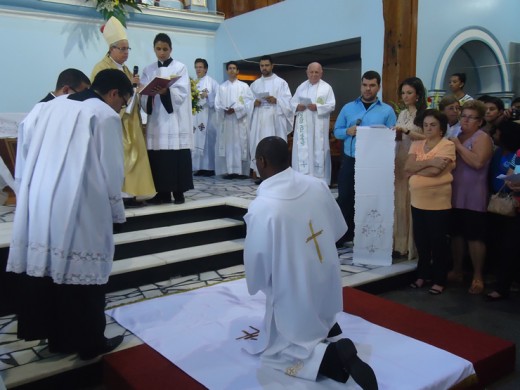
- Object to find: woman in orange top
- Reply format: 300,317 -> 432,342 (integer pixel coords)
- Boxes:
404,109 -> 456,295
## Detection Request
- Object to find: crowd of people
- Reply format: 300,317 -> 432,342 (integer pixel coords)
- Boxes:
4,16 -> 520,387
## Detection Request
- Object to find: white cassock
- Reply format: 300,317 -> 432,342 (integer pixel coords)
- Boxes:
192,74 -> 219,171
141,59 -> 193,151
290,80 -> 335,185
243,167 -> 347,380
214,79 -> 254,176
249,74 -> 293,173
7,97 -> 126,285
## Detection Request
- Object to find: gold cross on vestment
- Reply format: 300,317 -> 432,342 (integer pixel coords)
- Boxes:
306,220 -> 323,262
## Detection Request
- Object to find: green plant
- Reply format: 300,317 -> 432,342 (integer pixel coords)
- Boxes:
87,0 -> 141,26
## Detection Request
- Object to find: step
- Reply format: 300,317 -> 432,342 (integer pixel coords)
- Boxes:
111,239 -> 245,276
114,218 -> 244,246
107,239 -> 245,292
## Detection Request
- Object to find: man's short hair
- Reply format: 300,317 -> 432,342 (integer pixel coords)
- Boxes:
256,136 -> 289,169
259,55 -> 273,64
55,68 -> 90,91
226,61 -> 239,70
195,58 -> 208,69
153,33 -> 172,48
451,72 -> 466,84
91,69 -> 133,98
362,70 -> 381,85
478,95 -> 505,111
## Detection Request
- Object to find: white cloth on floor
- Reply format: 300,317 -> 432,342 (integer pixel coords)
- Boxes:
353,126 -> 395,266
107,279 -> 475,390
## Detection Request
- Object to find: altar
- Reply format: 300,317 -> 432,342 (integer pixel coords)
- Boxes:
0,113 -> 24,205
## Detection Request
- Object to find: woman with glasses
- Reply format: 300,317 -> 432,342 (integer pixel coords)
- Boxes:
91,16 -> 156,208
448,100 -> 493,294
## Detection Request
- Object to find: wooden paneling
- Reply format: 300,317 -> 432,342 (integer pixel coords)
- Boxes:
382,0 -> 418,107
217,0 -> 283,19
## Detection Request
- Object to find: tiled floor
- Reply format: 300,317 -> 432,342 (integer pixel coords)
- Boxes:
0,175 -> 414,388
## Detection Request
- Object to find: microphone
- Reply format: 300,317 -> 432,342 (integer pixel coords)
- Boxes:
355,118 -> 362,126
132,66 -> 139,88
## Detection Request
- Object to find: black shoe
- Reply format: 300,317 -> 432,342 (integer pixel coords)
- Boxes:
147,194 -> 164,205
223,174 -> 234,180
335,338 -> 378,390
193,170 -> 204,176
123,197 -> 145,208
173,192 -> 185,204
79,335 -> 124,360
204,170 -> 215,177
254,179 -> 263,185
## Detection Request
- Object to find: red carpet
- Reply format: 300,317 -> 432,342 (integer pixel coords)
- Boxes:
104,287 -> 515,389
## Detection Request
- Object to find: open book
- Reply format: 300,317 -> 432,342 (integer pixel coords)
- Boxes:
140,75 -> 181,96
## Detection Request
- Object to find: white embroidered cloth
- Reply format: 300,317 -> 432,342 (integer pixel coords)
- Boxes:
107,279 -> 475,390
353,126 -> 395,265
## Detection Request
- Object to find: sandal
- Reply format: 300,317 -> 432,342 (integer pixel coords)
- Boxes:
468,279 -> 484,294
409,279 -> 424,289
428,285 -> 444,295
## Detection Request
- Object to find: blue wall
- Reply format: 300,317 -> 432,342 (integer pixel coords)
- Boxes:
417,0 -> 520,95
0,0 -> 222,112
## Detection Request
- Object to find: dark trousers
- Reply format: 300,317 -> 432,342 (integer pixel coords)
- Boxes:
16,274 -> 107,355
487,213 -> 520,296
411,207 -> 451,286
337,154 -> 356,241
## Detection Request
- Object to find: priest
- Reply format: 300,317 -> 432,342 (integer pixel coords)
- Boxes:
192,58 -> 219,177
7,69 -> 132,360
214,61 -> 254,179
290,62 -> 335,185
243,136 -> 378,389
249,55 -> 293,183
91,16 -> 155,207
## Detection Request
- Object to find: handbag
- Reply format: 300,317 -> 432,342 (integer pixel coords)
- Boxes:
487,184 -> 518,217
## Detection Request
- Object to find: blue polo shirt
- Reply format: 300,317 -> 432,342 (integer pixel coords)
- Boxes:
333,97 -> 396,158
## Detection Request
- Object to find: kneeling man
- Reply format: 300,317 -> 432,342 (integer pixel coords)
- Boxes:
243,136 -> 378,389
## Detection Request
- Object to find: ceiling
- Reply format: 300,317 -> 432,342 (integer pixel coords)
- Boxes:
236,38 -> 361,73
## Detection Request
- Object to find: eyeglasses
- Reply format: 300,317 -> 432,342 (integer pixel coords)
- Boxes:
460,114 -> 481,121
120,95 -> 129,109
113,46 -> 131,52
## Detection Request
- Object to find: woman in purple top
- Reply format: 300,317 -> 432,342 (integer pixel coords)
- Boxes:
447,100 -> 493,294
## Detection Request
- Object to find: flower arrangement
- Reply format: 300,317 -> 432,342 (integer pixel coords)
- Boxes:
191,78 -> 203,115
427,92 -> 443,109
87,0 -> 141,26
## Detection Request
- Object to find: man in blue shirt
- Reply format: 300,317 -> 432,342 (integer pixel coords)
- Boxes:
334,71 -> 396,246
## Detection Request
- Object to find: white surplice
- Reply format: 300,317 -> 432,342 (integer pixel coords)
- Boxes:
7,97 -> 125,285
192,74 -> 219,171
249,74 -> 293,173
290,80 -> 335,185
243,168 -> 347,380
214,79 -> 254,176
141,59 -> 193,151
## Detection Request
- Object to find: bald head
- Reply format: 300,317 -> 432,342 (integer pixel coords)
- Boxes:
306,62 -> 323,85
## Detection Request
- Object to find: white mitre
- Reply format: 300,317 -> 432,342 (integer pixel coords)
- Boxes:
102,16 -> 127,46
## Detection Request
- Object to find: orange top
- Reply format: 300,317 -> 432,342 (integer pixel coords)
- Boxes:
408,138 -> 456,210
